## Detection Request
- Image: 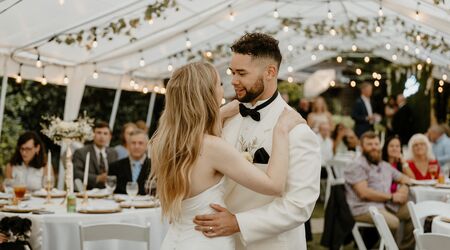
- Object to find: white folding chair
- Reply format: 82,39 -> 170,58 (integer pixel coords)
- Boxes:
79,222 -> 151,250
324,163 -> 345,208
407,201 -> 450,233
352,222 -> 376,250
369,206 -> 398,250
414,229 -> 450,250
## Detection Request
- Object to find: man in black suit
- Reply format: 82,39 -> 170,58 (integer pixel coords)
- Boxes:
392,94 -> 414,145
73,121 -> 118,189
108,129 -> 150,195
352,82 -> 378,138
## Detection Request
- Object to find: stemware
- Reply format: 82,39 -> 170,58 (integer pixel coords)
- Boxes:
42,175 -> 55,204
105,176 -> 117,199
126,182 -> 138,209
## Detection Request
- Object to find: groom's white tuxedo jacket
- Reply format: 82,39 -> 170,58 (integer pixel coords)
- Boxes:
223,94 -> 321,250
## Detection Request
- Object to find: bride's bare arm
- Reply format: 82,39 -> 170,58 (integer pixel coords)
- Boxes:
219,100 -> 239,124
209,109 -> 304,196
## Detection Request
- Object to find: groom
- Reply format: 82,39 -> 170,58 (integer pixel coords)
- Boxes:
194,33 -> 321,250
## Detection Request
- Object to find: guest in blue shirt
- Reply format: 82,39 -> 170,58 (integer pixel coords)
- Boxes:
428,125 -> 450,168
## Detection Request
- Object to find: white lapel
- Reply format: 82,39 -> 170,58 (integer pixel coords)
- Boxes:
222,114 -> 243,146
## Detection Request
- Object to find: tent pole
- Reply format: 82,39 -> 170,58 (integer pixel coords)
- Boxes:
109,88 -> 122,131
146,92 -> 157,129
0,58 -> 9,140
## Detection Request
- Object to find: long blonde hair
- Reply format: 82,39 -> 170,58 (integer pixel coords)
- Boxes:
149,62 -> 222,222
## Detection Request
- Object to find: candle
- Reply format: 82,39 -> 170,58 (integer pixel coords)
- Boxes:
47,150 -> 52,179
83,152 -> 90,188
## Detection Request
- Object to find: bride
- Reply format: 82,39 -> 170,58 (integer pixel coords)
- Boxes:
150,62 -> 303,250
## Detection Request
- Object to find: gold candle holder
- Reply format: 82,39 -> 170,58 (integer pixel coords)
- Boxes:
44,180 -> 53,204
81,185 -> 88,206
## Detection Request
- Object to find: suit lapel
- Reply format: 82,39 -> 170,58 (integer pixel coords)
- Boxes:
222,114 -> 243,146
88,145 -> 100,173
126,158 -> 133,181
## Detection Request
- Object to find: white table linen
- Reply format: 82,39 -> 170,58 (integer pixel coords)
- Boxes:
432,216 -> 450,235
0,197 -> 169,250
410,186 -> 450,203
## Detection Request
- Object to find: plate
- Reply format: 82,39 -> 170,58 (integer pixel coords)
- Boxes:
113,194 -> 152,203
0,192 -> 12,199
435,183 -> 450,189
33,189 -> 67,198
440,216 -> 450,223
410,179 -> 437,186
76,189 -> 110,199
78,205 -> 122,214
2,205 -> 43,213
119,200 -> 159,209
0,200 -> 10,207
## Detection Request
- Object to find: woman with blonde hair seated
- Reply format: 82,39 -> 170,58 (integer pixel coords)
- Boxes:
307,96 -> 333,133
403,133 -> 440,180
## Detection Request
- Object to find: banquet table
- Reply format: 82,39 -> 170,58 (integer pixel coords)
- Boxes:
0,196 -> 169,250
410,185 -> 450,203
432,216 -> 450,235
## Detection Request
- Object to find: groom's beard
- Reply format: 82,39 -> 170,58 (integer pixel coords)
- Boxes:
235,77 -> 264,103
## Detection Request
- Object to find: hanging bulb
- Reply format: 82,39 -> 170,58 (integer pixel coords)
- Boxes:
327,9 -> 333,20
139,57 -> 145,67
168,63 -> 173,72
226,68 -> 232,75
350,81 -> 356,87
439,80 -> 444,86
404,45 -> 409,51
438,87 -> 443,93
36,55 -> 42,68
311,54 -> 317,61
273,9 -> 279,18
148,18 -> 154,25
41,75 -> 47,85
63,75 -> 69,84
283,26 -> 289,32
426,57 -> 431,64
415,10 -> 420,21
228,5 -> 235,21
287,66 -> 293,73
374,80 -> 380,87
329,27 -> 336,36
416,34 -> 421,41
378,6 -> 383,17
336,56 -> 343,63
92,38 -> 98,48
392,54 -> 397,61
92,70 -> 98,79
143,87 -> 149,94
417,64 -> 423,71
385,43 -> 391,50
330,80 -> 336,87
185,37 -> 191,48
287,76 -> 293,83
443,74 -> 448,81
16,74 -> 22,83
364,56 -> 370,63
356,68 -> 362,75
287,44 -> 293,51
352,44 -> 357,51
375,25 -> 381,33
129,79 -> 135,86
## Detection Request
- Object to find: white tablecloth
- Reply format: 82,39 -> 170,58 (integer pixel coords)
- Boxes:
0,197 -> 169,250
410,186 -> 450,203
432,216 -> 450,235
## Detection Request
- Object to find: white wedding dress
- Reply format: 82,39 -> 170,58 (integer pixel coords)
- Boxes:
160,177 -> 234,250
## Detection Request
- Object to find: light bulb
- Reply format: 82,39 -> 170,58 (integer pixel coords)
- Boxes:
63,75 -> 69,84
415,11 -> 420,21
154,86 -> 160,93
205,51 -> 212,58
404,45 -> 409,51
416,35 -> 421,41
375,26 -> 381,33
415,48 -> 420,54
378,7 -> 383,17
385,43 -> 391,50
438,87 -> 443,93
36,58 -> 42,68
143,87 -> 148,94
356,68 -> 362,75
161,88 -> 166,94
364,56 -> 370,63
16,75 -> 22,83
311,54 -> 317,61
185,38 -> 191,49
287,76 -> 293,83
350,81 -> 356,87
139,57 -> 145,67
426,57 -> 431,64
287,66 -> 293,72
287,44 -> 294,51
283,26 -> 289,32
439,80 -> 444,86
92,39 -> 98,48
443,74 -> 448,81
92,71 -> 98,79
129,80 -> 135,86
330,80 -> 335,87
148,19 -> 154,25
229,12 -> 235,21
374,80 -> 380,87
372,72 -> 378,79
392,54 -> 397,61
318,44 -> 324,50
226,68 -> 232,75
221,98 -> 226,105
42,76 -> 47,85
377,74 -> 382,80
327,10 -> 333,19
329,28 -> 336,36
417,64 -> 423,71
168,64 -> 173,72
352,44 -> 357,51
273,9 -> 279,18
336,56 -> 343,63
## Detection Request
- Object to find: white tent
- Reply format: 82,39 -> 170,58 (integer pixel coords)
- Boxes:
0,0 -> 449,134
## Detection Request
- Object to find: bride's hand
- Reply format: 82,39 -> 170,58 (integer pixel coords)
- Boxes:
275,108 -> 306,133
220,100 -> 240,121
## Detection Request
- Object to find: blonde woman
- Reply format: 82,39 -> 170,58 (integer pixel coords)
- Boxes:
151,62 -> 303,250
403,133 -> 440,180
307,96 -> 333,133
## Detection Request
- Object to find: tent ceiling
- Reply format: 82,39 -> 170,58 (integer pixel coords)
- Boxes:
0,0 -> 449,93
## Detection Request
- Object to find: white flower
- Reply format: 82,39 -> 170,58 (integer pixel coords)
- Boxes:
41,114 -> 94,145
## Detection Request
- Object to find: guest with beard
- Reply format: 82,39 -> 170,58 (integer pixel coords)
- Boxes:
343,131 -> 414,249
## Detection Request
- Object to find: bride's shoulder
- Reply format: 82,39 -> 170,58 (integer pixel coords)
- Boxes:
203,135 -> 232,153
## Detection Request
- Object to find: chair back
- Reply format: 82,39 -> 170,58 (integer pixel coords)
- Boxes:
369,206 -> 398,250
79,222 -> 151,250
407,201 -> 450,233
414,229 -> 450,250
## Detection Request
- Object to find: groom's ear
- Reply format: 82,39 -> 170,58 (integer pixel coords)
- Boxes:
264,64 -> 278,81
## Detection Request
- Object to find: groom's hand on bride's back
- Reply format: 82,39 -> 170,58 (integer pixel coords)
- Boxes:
193,204 -> 240,238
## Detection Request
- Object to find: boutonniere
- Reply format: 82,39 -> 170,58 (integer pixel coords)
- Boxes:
239,136 -> 258,163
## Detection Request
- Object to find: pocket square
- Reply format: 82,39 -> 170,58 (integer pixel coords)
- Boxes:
253,147 -> 270,164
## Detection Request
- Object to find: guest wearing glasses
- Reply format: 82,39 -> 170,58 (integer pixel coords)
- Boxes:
5,131 -> 52,191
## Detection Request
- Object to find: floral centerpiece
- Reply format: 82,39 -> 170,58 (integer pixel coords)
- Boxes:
40,113 -> 94,145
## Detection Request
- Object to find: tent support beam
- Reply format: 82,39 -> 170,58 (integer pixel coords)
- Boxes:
109,85 -> 122,131
0,58 -> 9,140
146,92 -> 157,130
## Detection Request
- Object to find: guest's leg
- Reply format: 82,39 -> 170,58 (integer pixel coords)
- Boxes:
396,204 -> 415,250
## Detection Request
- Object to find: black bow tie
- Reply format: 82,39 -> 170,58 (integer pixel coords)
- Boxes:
239,91 -> 278,121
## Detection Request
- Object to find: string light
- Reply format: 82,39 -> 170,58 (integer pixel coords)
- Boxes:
148,18 -> 154,25
364,56 -> 370,63
143,87 -> 148,94
287,76 -> 293,83
63,66 -> 69,84
356,68 -> 362,75
205,51 -> 213,58
350,80 -> 356,87
439,80 -> 444,86
226,68 -> 232,75
377,74 -> 382,80
443,74 -> 448,81
415,48 -> 420,54
36,54 -> 42,68
273,9 -> 279,18
228,5 -> 235,21
336,56 -> 343,63
283,26 -> 289,32
351,44 -> 357,52
287,44 -> 293,51
92,37 -> 98,48
311,54 -> 317,61
329,27 -> 336,36
416,34 -> 421,41
287,66 -> 293,73
161,87 -> 167,94
16,63 -> 23,83
438,87 -> 443,93
154,86 -> 160,93
375,25 -> 381,33
426,57 -> 431,64
133,83 -> 139,90
385,43 -> 391,50
221,98 -> 226,105
372,72 -> 378,79
41,66 -> 47,85
404,45 -> 409,51
185,31 -> 192,49
415,2 -> 421,21
374,80 -> 380,87
167,63 -> 173,72
318,44 -> 324,50
417,64 -> 423,71
92,63 -> 98,79
378,0 -> 383,17
139,50 -> 145,67
129,79 -> 135,87
392,54 -> 397,61
330,80 -> 336,87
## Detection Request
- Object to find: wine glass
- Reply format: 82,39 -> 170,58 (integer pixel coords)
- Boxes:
3,179 -> 14,203
12,174 -> 27,206
42,175 -> 55,204
429,164 -> 439,180
126,182 -> 138,209
105,176 -> 117,199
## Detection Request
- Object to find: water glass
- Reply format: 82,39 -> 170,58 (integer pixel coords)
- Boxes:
105,176 -> 117,198
126,182 -> 138,209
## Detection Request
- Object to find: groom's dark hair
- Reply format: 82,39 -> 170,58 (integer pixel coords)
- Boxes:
231,33 -> 282,69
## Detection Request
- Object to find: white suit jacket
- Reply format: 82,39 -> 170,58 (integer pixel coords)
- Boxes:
223,95 -> 321,250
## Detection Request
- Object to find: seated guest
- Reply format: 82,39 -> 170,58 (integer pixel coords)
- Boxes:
403,133 -> 440,180
344,132 -> 414,249
5,131 -> 53,191
318,122 -> 333,166
307,96 -> 333,133
74,122 -> 118,189
343,129 -> 360,153
382,135 -> 407,193
114,122 -> 137,160
427,124 -> 450,168
109,129 -> 150,195
332,123 -> 347,155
